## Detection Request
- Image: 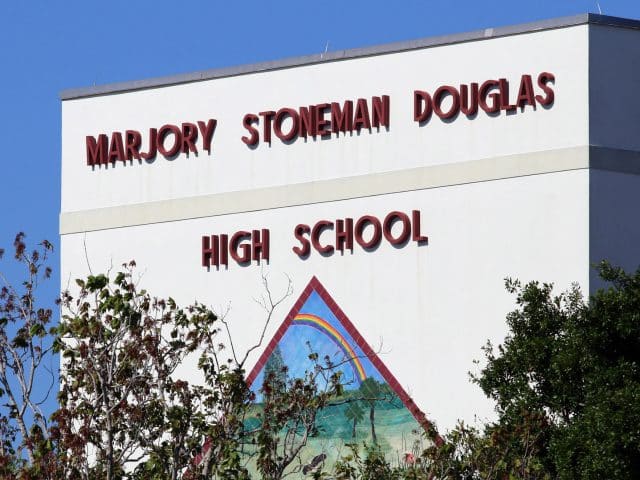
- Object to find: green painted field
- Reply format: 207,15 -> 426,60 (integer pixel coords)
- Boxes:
240,389 -> 426,477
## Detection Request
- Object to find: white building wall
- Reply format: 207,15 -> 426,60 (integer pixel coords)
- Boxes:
61,26 -> 588,212
60,168 -> 590,429
60,18 -> 640,432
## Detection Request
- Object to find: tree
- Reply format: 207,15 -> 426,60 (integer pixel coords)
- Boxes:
255,347 -> 343,480
358,378 -> 394,445
0,233 -> 57,477
344,399 -> 365,439
0,235 -> 352,479
0,236 -> 368,479
54,264 -> 296,480
263,345 -> 287,388
333,443 -> 399,480
13,230 -> 640,479
54,261 -> 230,480
469,261 -> 640,479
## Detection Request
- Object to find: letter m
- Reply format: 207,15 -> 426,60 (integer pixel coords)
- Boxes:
86,134 -> 108,166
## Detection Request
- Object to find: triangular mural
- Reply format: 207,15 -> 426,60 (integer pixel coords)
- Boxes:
245,276 -> 434,475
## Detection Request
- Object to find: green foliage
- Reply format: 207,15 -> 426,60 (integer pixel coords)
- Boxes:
344,262 -> 640,480
343,400 -> 365,439
471,261 -> 640,479
3,233 -> 639,480
334,444 -> 400,480
263,345 -> 287,388
0,233 -> 57,478
54,261 -> 266,480
256,349 -> 343,480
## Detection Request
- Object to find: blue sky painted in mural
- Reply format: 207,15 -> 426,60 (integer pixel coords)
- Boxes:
250,289 -> 384,402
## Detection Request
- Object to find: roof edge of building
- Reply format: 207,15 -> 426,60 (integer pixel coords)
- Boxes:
59,13 -> 639,101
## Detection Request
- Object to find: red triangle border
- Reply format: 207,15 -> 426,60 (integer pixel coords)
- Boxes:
246,275 -> 438,437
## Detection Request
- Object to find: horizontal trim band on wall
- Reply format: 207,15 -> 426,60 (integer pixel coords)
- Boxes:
59,146 -> 640,234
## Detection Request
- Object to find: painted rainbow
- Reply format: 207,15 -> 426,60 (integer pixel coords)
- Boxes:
292,313 -> 367,383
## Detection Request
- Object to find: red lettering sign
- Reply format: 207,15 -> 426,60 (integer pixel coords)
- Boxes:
86,118 -> 217,167
414,72 -> 554,124
202,229 -> 269,269
292,210 -> 428,258
241,95 -> 390,146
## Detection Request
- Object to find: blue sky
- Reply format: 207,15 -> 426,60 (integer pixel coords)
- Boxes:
1,0 -> 640,417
